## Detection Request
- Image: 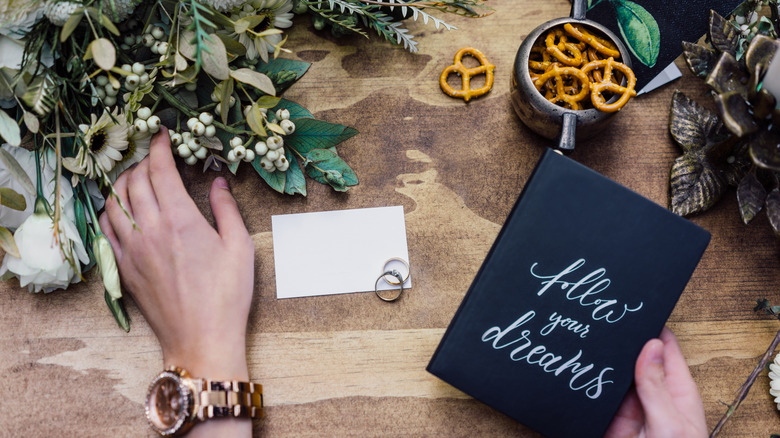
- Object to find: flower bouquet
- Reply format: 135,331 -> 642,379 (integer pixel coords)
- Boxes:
0,0 -> 489,330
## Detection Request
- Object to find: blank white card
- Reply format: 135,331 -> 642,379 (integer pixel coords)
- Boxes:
271,206 -> 411,299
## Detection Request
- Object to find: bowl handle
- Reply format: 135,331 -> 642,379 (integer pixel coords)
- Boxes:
570,0 -> 586,20
557,113 -> 577,154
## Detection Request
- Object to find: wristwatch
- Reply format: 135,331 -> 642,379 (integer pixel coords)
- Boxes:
145,366 -> 264,436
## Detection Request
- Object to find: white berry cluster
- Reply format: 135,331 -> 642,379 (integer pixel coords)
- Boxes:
212,91 -> 237,115
254,135 -> 289,172
226,137 -> 256,164
274,108 -> 296,135
93,75 -> 120,107
44,0 -> 79,26
141,26 -> 169,56
131,107 -> 161,135
120,62 -> 151,92
172,112 -> 217,165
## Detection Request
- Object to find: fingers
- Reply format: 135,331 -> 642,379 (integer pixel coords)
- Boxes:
147,128 -> 197,212
127,159 -> 160,223
634,338 -> 682,430
209,177 -> 250,245
659,328 -> 707,428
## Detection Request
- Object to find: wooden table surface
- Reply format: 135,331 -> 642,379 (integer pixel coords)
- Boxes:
2,0 -> 780,436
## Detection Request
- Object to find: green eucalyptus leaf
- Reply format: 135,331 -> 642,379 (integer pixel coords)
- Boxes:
234,15 -> 266,34
230,68 -> 276,95
255,95 -> 282,109
284,118 -> 358,155
59,8 -> 84,42
251,155 -> 286,193
0,110 -> 20,146
612,0 -> 660,67
766,188 -> 780,236
246,103 -> 267,136
256,58 -> 310,92
0,226 -> 19,258
105,291 -> 130,332
216,34 -> 247,57
272,98 -> 313,119
670,152 -> 727,216
283,149 -> 306,196
737,170 -> 766,224
219,78 -> 234,125
0,147 -> 35,196
709,10 -> 739,56
202,34 -> 230,80
682,41 -> 717,78
0,187 -> 26,211
22,111 -> 39,134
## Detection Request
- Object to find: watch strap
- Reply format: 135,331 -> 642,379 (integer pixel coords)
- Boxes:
194,379 -> 264,421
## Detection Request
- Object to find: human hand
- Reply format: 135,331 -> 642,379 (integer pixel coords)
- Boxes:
99,128 -> 255,383
605,327 -> 708,438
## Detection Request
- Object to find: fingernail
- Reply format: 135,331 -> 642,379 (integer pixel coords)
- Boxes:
215,177 -> 229,190
648,340 -> 664,365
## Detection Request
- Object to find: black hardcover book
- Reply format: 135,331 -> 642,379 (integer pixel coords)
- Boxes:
427,149 -> 710,438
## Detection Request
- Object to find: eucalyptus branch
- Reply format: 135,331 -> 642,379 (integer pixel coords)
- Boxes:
710,300 -> 780,437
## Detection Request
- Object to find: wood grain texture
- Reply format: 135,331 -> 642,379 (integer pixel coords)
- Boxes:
2,0 -> 780,436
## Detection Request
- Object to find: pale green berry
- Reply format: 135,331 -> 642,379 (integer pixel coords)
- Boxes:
177,144 -> 192,158
132,62 -> 145,75
121,64 -> 132,72
105,85 -> 118,97
230,136 -> 243,148
185,82 -> 197,91
140,73 -> 150,84
265,149 -> 280,162
204,125 -> 216,138
186,117 -> 198,130
280,119 -> 295,135
182,132 -> 193,143
244,149 -> 255,162
210,92 -> 220,103
192,122 -> 206,136
194,147 -> 208,160
234,145 -> 247,160
125,74 -> 140,89
187,138 -> 202,151
137,107 -> 152,120
96,88 -> 107,99
267,136 -> 283,150
158,42 -> 169,54
123,36 -> 135,46
276,160 -> 289,172
228,96 -> 236,107
147,115 -> 161,133
170,133 -> 183,146
151,26 -> 165,40
96,75 -> 109,87
243,105 -> 252,117
199,112 -> 214,125
134,119 -> 149,133
255,141 -> 268,155
274,156 -> 288,168
184,155 -> 198,165
259,107 -> 267,114
275,108 -> 290,121
151,42 -> 161,55
215,103 -> 222,114
142,34 -> 155,47
260,157 -> 275,171
227,150 -> 238,163
104,96 -> 116,107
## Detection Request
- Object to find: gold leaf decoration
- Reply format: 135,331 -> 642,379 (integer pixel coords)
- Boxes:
737,170 -> 766,224
709,10 -> 739,55
766,188 -> 780,236
669,91 -> 729,152
670,153 -> 726,216
682,41 -> 717,78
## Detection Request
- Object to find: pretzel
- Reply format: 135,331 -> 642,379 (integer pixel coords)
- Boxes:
545,29 -> 584,67
581,58 -> 636,112
439,47 -> 495,102
533,64 -> 590,108
564,23 -> 621,58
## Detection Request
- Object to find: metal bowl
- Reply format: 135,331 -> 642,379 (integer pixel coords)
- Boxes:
510,0 -> 633,153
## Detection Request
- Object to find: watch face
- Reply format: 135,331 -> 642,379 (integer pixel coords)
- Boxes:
146,372 -> 191,435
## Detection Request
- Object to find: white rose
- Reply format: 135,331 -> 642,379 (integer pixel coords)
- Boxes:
0,198 -> 89,293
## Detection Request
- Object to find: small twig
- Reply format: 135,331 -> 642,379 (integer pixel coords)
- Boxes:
710,327 -> 780,437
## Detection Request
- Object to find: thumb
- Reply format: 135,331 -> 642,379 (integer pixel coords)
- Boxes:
209,177 -> 249,244
634,338 -> 683,432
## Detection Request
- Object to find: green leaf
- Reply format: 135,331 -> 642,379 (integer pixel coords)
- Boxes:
0,110 -> 20,146
246,103 -> 267,136
90,38 -> 116,70
0,226 -> 18,258
284,118 -> 358,155
0,187 -> 26,211
251,155 -> 286,193
0,147 -> 35,196
22,111 -> 39,134
737,170 -> 766,224
219,78 -> 234,125
216,34 -> 247,57
256,58 -> 310,92
256,95 -> 281,109
234,15 -> 267,34
230,68 -> 276,96
272,98 -> 313,119
611,0 -> 660,67
73,195 -> 88,246
283,149 -> 306,196
105,291 -> 130,332
202,34 -> 230,80
304,148 -> 358,191
59,8 -> 84,42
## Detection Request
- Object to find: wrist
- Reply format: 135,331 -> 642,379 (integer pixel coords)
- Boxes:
162,339 -> 249,380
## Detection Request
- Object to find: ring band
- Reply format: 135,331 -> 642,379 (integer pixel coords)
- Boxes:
375,270 -> 404,302
382,257 -> 410,285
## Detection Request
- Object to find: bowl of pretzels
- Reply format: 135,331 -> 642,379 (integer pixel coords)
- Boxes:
510,0 -> 636,153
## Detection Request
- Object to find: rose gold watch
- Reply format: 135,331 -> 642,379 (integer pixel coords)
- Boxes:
145,366 -> 264,436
